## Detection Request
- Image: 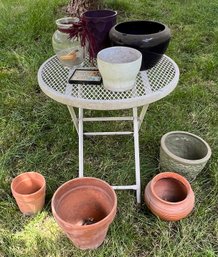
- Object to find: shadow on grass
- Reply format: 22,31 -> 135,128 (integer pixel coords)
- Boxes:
0,194 -> 147,257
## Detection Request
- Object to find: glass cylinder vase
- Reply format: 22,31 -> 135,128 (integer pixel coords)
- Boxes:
52,17 -> 85,68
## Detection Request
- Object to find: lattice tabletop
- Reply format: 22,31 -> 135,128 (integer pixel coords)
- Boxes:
38,55 -> 179,110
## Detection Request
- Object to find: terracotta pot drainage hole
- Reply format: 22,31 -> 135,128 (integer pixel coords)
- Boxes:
82,217 -> 96,226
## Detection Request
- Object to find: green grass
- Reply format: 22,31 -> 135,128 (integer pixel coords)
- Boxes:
0,0 -> 218,256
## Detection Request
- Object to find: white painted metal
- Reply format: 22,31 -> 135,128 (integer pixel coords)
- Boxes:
83,117 -> 133,121
112,185 -> 137,190
38,55 -> 179,110
75,107 -> 142,202
133,107 -> 141,203
138,104 -> 149,130
140,68 -> 153,94
84,131 -> 133,136
78,108 -> 84,177
37,55 -> 179,203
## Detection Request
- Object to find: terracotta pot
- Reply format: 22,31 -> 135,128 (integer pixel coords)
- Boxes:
144,172 -> 195,221
160,131 -> 212,181
11,172 -> 46,215
52,177 -> 117,250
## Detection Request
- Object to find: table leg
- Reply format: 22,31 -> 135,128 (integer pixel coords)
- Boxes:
78,108 -> 84,177
67,106 -> 145,203
138,104 -> 149,131
67,106 -> 79,134
133,107 -> 141,203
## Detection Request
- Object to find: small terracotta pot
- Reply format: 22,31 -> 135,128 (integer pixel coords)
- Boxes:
144,172 -> 195,221
11,172 -> 46,215
52,177 -> 117,250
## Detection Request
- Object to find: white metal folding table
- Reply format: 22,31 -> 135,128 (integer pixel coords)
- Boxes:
37,55 -> 179,203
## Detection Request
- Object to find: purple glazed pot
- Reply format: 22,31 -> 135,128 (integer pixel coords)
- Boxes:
82,10 -> 117,57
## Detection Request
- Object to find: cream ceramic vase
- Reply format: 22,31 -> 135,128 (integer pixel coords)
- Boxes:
97,46 -> 142,91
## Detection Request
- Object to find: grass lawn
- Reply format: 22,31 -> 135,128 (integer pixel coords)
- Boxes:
0,0 -> 218,256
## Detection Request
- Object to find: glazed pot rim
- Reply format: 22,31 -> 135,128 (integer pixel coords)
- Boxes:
161,131 -> 212,165
51,177 -> 117,230
150,172 -> 192,205
97,46 -> 142,65
112,20 -> 169,36
11,171 -> 46,197
83,9 -> 117,19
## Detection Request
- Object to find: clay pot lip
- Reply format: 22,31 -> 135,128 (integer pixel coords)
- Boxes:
112,20 -> 170,37
51,177 -> 117,231
161,131 -> 212,165
150,172 -> 192,205
11,171 -> 46,198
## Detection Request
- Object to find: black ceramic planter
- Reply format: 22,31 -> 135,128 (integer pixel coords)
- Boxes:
109,20 -> 171,70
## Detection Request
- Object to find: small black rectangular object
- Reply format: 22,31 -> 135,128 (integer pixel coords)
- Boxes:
68,68 -> 102,85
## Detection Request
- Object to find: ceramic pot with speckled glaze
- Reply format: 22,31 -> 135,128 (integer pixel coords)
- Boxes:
144,172 -> 195,221
11,172 -> 46,215
52,177 -> 117,250
160,131 -> 212,182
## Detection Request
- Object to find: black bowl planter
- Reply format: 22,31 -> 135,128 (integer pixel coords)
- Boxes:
109,20 -> 171,70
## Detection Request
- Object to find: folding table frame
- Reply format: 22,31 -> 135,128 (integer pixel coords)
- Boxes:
38,55 -> 179,203
67,105 -> 149,203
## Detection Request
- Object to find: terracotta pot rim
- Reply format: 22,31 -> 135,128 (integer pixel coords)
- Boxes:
150,172 -> 192,205
161,131 -> 212,165
11,171 -> 46,198
52,177 -> 117,231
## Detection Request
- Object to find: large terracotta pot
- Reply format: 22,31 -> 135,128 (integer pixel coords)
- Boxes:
52,177 -> 117,250
11,172 -> 46,215
109,20 -> 171,70
144,172 -> 195,221
160,131 -> 212,181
